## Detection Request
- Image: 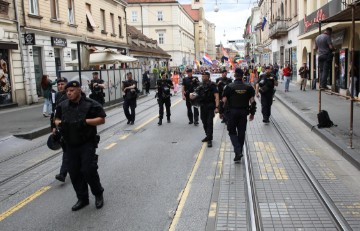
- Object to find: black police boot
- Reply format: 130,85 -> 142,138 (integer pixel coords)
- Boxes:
55,174 -> 65,182
127,120 -> 131,124
189,121 -> 193,124
95,194 -> 104,209
194,121 -> 199,126
130,121 -> 134,125
234,152 -> 243,162
167,117 -> 171,123
158,119 -> 162,125
207,140 -> 213,148
202,137 -> 209,142
71,200 -> 89,211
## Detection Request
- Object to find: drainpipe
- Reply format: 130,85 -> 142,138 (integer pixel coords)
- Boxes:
14,0 -> 34,104
140,4 -> 143,34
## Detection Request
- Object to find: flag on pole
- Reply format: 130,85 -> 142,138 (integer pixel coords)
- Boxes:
261,17 -> 267,31
202,53 -> 213,65
222,47 -> 229,59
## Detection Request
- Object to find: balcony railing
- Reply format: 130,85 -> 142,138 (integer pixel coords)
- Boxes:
269,20 -> 288,39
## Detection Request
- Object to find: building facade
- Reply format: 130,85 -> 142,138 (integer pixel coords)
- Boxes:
127,0 -> 195,68
298,0 -> 358,95
19,0 -> 128,104
0,1 -> 22,107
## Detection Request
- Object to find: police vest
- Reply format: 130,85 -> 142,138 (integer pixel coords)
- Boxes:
227,82 -> 251,108
157,80 -> 171,98
90,79 -> 104,94
60,97 -> 96,146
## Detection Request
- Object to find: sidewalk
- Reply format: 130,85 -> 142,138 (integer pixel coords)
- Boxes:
274,81 -> 360,170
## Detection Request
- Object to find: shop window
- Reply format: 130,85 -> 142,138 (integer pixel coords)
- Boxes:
0,49 -> 11,104
29,0 -> 39,15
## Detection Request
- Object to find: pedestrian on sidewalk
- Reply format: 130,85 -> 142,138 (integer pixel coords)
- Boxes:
299,63 -> 310,91
256,66 -> 278,123
143,71 -> 150,94
348,62 -> 359,98
315,27 -> 336,89
278,65 -> 284,83
41,74 -> 56,117
50,77 -> 69,183
222,68 -> 256,162
283,63 -> 292,92
55,81 -> 105,211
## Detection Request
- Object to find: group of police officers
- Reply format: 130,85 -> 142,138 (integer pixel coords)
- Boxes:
48,66 -> 277,211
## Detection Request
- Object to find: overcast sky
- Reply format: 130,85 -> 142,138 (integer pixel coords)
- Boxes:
177,0 -> 254,47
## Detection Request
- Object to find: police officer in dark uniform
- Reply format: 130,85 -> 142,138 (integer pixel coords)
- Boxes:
122,72 -> 138,125
50,77 -> 69,182
216,69 -> 232,123
55,81 -> 105,211
222,68 -> 256,162
156,71 -> 173,125
182,69 -> 200,125
190,71 -> 219,147
255,66 -> 278,123
88,72 -> 105,106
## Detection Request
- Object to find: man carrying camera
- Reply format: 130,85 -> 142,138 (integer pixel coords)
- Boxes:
156,71 -> 173,125
88,72 -> 105,106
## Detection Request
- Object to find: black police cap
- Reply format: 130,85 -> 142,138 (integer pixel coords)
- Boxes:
221,69 -> 227,73
203,71 -> 211,77
57,77 -> 68,83
65,80 -> 81,89
92,71 -> 99,75
47,133 -> 61,150
186,69 -> 193,73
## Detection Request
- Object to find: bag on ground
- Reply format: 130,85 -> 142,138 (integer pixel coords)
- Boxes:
317,110 -> 334,128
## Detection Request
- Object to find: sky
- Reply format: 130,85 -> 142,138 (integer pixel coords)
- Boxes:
177,0 -> 254,47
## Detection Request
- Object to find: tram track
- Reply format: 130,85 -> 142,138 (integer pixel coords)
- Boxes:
0,95 -> 160,188
269,117 -> 353,231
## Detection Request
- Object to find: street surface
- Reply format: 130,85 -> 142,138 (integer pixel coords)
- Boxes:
0,90 -> 359,230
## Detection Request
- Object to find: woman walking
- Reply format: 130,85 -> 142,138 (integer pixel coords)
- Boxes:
41,75 -> 56,117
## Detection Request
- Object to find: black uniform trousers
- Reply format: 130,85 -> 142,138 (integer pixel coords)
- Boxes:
123,98 -> 136,122
227,108 -> 248,154
90,94 -> 105,106
59,143 -> 68,177
67,142 -> 103,201
186,99 -> 199,123
158,97 -> 171,119
260,92 -> 273,120
200,105 -> 215,140
145,82 -> 150,94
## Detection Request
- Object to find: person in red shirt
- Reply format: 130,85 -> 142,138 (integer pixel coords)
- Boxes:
283,64 -> 292,92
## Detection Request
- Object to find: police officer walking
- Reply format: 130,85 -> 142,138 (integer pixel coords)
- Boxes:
50,77 -> 69,182
88,72 -> 106,106
122,72 -> 138,125
182,69 -> 200,125
55,81 -> 105,211
216,69 -> 232,123
190,72 -> 219,147
256,66 -> 278,123
156,71 -> 173,125
222,68 -> 256,162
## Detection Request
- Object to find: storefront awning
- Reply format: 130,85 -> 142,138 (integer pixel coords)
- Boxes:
298,22 -> 353,40
0,41 -> 18,50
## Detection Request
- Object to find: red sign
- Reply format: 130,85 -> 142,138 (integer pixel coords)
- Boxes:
303,9 -> 327,32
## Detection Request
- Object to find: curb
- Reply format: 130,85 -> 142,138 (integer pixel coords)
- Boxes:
13,94 -> 148,140
274,93 -> 360,171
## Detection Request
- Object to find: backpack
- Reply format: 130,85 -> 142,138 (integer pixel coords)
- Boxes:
317,110 -> 335,128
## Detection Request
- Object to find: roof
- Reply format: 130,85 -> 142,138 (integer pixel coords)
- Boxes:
321,2 -> 360,23
127,0 -> 178,3
182,4 -> 199,21
126,25 -> 171,58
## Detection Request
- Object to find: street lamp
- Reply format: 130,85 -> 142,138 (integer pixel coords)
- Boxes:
214,0 -> 219,12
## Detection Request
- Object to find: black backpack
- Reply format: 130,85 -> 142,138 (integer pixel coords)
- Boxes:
317,110 -> 335,128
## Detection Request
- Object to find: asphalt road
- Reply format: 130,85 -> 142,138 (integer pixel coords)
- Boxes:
0,94 -> 224,231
